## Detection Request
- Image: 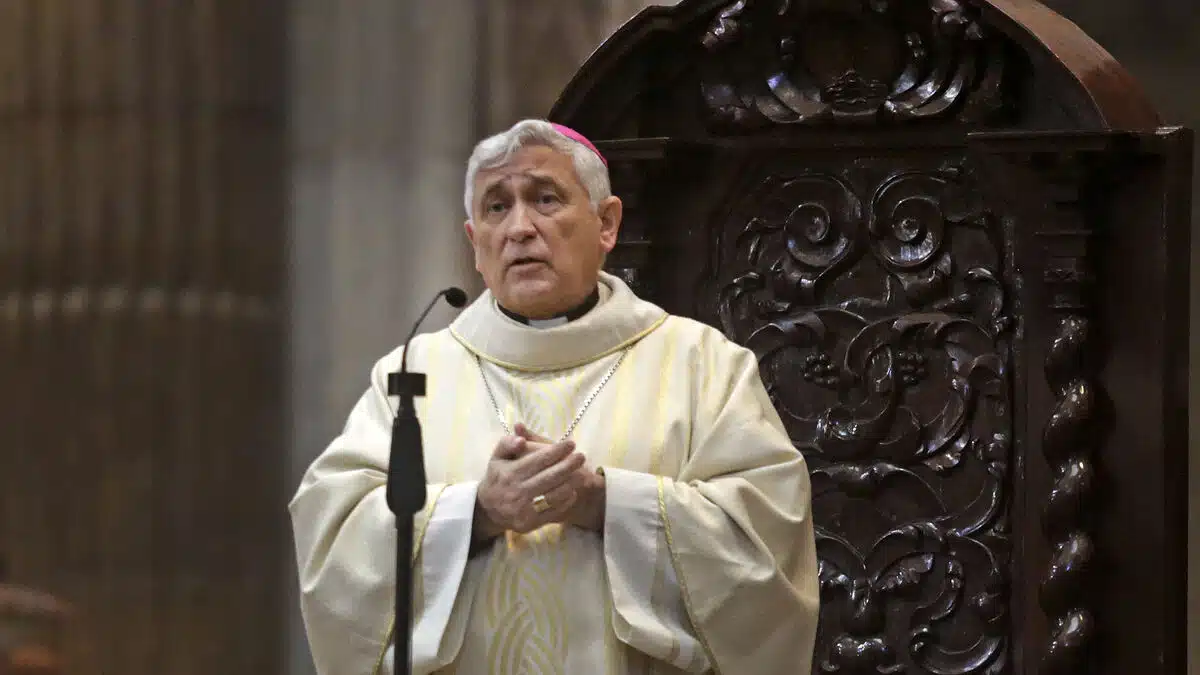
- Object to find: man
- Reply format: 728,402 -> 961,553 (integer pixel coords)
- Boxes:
290,119 -> 819,675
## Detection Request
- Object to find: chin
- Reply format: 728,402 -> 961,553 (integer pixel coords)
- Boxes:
508,273 -> 554,293
500,281 -> 557,313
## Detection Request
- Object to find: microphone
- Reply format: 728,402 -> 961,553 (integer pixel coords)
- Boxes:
388,287 -> 468,420
385,286 -> 468,675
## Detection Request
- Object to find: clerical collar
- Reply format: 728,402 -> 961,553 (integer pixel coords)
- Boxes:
449,272 -> 668,372
497,287 -> 600,329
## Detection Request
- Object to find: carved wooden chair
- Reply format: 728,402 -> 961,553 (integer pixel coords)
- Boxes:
550,1 -> 1191,673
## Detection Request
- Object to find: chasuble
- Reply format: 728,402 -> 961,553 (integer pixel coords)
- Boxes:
290,272 -> 819,675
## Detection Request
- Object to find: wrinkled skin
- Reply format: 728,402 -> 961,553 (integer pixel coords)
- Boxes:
465,144 -> 621,320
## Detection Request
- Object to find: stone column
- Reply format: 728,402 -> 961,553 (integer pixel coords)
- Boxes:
286,2 -> 482,673
0,2 -> 287,675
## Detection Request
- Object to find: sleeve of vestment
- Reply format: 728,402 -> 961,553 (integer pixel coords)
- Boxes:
602,335 -> 820,675
289,344 -> 478,675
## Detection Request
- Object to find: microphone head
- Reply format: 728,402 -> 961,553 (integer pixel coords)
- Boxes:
444,287 -> 468,308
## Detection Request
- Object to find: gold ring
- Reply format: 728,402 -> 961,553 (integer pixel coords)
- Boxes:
532,494 -> 551,513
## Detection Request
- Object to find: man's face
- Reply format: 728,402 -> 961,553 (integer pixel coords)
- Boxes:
465,145 -> 621,319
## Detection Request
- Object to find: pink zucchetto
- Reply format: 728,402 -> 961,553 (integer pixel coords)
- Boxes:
550,122 -> 607,167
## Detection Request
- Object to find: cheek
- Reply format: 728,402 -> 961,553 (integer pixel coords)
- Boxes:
471,231 -> 500,264
543,216 -> 578,247
485,227 -> 510,250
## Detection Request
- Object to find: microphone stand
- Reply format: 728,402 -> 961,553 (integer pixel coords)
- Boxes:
386,287 -> 467,675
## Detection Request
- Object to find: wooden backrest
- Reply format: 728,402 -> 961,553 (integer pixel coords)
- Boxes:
549,2 -> 1191,674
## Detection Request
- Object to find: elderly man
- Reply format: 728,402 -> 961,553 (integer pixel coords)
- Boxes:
290,119 -> 819,675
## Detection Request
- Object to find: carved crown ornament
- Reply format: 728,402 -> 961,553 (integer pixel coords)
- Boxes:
699,0 -> 1010,129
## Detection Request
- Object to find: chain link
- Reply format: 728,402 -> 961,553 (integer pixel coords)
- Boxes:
475,349 -> 630,441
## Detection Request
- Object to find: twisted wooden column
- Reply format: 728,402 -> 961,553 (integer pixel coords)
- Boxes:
0,3 -> 286,675
1036,158 -> 1101,675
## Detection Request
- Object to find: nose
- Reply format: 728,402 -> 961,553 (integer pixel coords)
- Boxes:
503,202 -> 537,241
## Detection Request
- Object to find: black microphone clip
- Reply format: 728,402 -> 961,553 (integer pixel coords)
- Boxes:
387,372 -> 425,402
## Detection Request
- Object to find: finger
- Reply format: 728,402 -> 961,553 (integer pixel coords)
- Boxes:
514,423 -> 551,443
537,481 -> 578,512
522,488 -> 579,531
536,489 -> 579,525
523,452 -> 586,496
512,439 -> 576,478
492,435 -> 526,460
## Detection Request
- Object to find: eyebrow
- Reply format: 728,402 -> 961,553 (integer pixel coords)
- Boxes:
480,181 -> 508,204
480,172 -> 567,201
524,173 -> 566,192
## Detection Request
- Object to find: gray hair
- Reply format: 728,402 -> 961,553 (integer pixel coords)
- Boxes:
463,119 -> 611,221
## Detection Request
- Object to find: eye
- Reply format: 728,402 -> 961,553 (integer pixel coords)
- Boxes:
485,200 -> 509,215
536,192 -> 561,206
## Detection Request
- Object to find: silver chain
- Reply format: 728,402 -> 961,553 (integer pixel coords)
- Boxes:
475,349 -> 630,441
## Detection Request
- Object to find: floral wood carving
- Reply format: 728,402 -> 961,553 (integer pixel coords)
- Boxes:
699,0 -> 1010,129
712,163 -> 1014,674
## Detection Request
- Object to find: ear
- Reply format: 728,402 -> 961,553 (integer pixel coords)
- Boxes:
464,220 -> 483,272
596,196 -> 622,254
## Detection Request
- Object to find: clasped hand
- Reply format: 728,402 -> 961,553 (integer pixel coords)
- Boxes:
475,423 -> 605,538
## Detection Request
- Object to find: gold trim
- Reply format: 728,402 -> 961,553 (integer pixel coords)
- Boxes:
448,315 -> 668,373
372,619 -> 395,675
372,483 -> 450,675
657,477 -> 723,675
647,323 -> 678,476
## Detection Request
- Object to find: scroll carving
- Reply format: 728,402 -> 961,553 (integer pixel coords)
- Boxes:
699,0 -> 1010,130
711,163 -> 1013,674
1035,164 -> 1100,675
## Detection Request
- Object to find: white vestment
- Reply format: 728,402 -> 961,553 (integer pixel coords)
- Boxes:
290,272 -> 819,675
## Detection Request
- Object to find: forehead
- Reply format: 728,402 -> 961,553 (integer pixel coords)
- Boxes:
474,145 -> 583,194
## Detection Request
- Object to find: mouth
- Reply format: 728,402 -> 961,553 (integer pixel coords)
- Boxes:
508,257 -> 547,270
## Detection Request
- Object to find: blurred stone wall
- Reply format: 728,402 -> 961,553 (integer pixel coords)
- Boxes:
478,0 -> 664,132
0,3 -> 288,675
